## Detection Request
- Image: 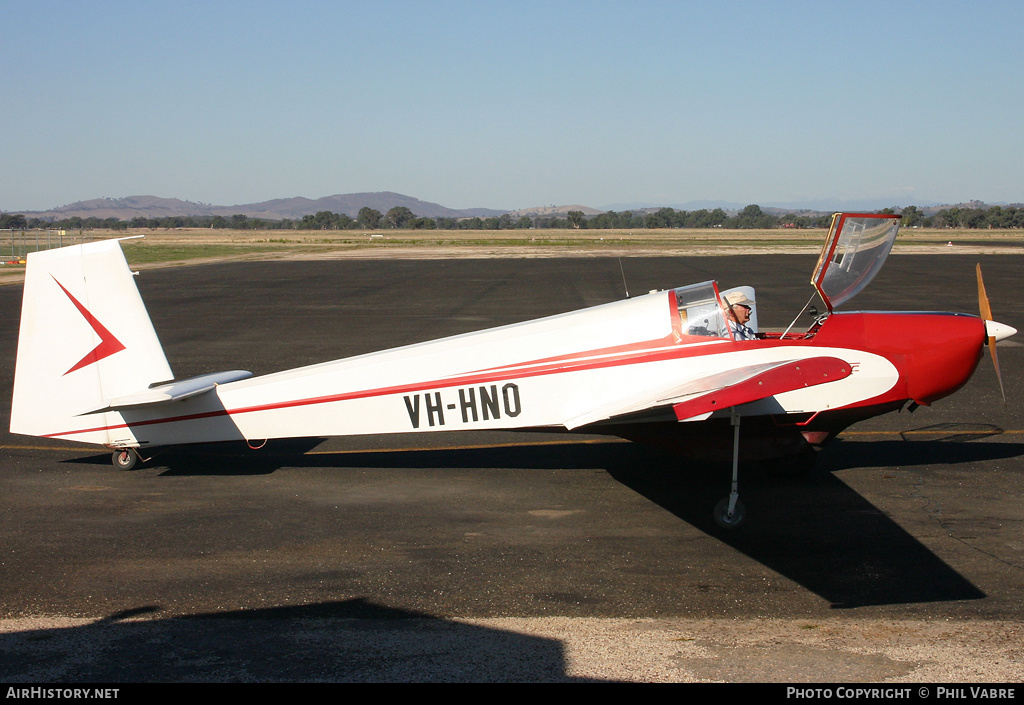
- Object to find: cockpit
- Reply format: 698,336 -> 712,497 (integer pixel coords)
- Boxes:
668,213 -> 901,345
672,281 -> 759,343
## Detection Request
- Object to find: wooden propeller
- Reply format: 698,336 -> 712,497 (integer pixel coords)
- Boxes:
976,263 -> 1006,403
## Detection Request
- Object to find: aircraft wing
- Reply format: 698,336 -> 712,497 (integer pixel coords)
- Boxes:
564,356 -> 851,429
670,356 -> 851,420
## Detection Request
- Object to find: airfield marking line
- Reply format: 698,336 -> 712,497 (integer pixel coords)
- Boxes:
302,437 -> 629,455
840,430 -> 1024,436
0,437 -> 629,455
1,432 -> 1020,456
0,444 -> 103,452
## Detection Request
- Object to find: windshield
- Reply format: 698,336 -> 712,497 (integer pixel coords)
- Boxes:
811,213 -> 900,311
673,281 -> 728,340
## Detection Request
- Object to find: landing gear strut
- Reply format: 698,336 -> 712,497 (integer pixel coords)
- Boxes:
714,409 -> 746,529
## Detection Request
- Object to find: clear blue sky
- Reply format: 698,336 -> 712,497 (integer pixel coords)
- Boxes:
3,0 -> 1023,212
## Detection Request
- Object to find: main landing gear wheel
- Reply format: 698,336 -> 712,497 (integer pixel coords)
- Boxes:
714,497 -> 746,529
112,449 -> 139,471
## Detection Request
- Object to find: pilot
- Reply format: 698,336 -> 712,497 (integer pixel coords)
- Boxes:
723,291 -> 757,340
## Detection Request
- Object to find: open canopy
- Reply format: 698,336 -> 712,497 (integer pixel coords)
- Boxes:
810,213 -> 901,312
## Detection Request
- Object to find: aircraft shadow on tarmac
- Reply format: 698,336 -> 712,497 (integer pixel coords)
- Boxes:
66,429 -> 1024,610
604,444 -> 1002,610
0,601 -> 595,683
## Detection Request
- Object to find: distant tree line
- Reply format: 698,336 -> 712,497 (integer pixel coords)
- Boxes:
4,203 -> 1024,232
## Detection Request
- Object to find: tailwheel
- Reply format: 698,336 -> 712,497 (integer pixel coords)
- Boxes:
112,449 -> 139,471
714,496 -> 746,528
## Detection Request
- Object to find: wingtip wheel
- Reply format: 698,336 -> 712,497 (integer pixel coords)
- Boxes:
112,448 -> 140,471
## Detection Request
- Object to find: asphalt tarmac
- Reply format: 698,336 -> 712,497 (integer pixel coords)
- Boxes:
0,254 -> 1022,683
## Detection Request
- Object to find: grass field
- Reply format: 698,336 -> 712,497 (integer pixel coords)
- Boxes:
2,227 -> 1023,274
117,226 -> 1024,264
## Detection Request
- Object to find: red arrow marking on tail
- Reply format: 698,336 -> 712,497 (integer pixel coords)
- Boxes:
52,276 -> 126,375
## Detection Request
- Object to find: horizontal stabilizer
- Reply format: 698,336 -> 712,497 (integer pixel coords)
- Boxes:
672,356 -> 851,421
79,370 -> 253,415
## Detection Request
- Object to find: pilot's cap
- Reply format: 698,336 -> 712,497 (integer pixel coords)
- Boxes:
723,291 -> 755,308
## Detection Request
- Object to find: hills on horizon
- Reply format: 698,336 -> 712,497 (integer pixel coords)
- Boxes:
12,192 -> 506,222
6,192 -> 1016,222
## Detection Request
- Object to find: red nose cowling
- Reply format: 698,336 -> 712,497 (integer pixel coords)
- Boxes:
814,312 -> 986,407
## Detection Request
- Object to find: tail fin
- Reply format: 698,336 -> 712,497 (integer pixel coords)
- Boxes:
10,239 -> 173,444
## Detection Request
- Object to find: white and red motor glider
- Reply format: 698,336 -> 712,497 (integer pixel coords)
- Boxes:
10,213 -> 1015,527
